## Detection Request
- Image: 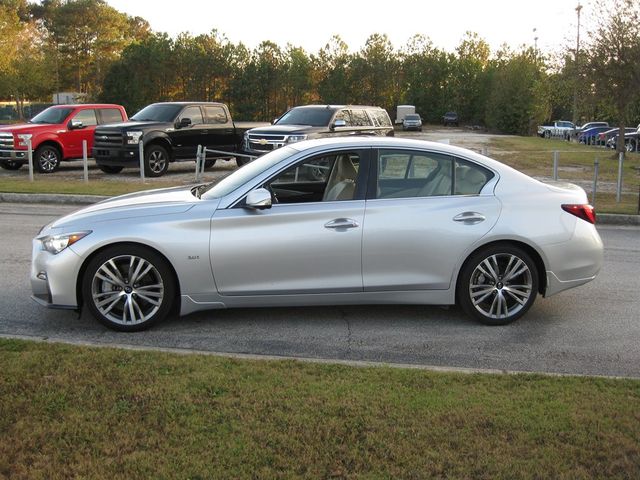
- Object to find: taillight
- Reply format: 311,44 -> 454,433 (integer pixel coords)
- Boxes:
562,204 -> 596,224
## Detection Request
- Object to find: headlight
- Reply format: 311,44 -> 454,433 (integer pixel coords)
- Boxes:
40,231 -> 91,254
286,135 -> 307,144
126,131 -> 143,145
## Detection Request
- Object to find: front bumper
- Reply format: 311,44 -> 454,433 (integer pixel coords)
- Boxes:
93,146 -> 140,166
30,238 -> 83,309
0,149 -> 28,163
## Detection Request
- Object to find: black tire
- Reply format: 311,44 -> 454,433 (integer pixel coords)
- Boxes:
0,159 -> 22,170
457,244 -> 539,326
35,144 -> 61,173
144,144 -> 169,177
98,165 -> 123,174
82,245 -> 176,332
236,156 -> 248,167
544,130 -> 551,139
204,158 -> 217,169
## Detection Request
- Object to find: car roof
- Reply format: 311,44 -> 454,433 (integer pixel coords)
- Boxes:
148,102 -> 225,106
50,104 -> 124,108
291,104 -> 384,110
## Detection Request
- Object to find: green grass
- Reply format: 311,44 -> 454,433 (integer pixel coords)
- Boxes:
0,177 -> 180,197
1,338 -> 639,479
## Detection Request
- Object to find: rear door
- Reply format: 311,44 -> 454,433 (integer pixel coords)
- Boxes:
202,105 -> 238,153
362,148 -> 501,291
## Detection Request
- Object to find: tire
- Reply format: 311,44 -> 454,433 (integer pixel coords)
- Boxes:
457,244 -> 539,326
35,145 -> 61,173
82,245 -> 176,332
625,140 -> 636,153
544,130 -> 551,139
236,156 -> 248,167
144,144 -> 169,177
204,158 -> 216,169
98,165 -> 123,174
0,159 -> 22,170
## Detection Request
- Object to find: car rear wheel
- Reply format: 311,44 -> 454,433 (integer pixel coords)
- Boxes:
0,159 -> 22,170
98,165 -> 124,174
236,156 -> 248,167
144,145 -> 169,177
35,145 -> 61,173
458,244 -> 538,326
82,245 -> 176,331
204,158 -> 216,169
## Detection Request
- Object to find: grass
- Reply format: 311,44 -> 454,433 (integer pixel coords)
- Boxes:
1,338 -> 639,479
0,177 -> 179,197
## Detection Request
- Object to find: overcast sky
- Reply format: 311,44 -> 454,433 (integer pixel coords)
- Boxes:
104,0 -> 591,54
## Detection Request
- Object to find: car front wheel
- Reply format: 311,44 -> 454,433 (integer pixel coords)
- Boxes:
98,165 -> 124,174
458,244 -> 538,325
82,245 -> 176,331
0,159 -> 22,170
35,145 -> 61,173
144,145 -> 169,177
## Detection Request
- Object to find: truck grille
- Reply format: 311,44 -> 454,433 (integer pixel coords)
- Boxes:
94,130 -> 123,146
247,133 -> 286,153
0,132 -> 14,150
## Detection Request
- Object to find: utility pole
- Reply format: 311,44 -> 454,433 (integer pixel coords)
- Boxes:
572,2 -> 583,124
533,27 -> 538,54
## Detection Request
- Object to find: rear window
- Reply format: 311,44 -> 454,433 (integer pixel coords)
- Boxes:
371,109 -> 392,127
99,108 -> 124,124
204,106 -> 228,124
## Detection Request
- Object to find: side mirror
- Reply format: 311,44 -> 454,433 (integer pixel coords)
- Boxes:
245,188 -> 272,209
176,117 -> 191,129
331,119 -> 347,130
69,119 -> 84,130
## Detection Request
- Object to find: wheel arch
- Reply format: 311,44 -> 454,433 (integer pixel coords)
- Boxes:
75,241 -> 182,310
454,239 -> 547,300
35,139 -> 64,159
143,134 -> 174,161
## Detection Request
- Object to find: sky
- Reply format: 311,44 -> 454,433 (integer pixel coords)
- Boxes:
104,0 -> 591,54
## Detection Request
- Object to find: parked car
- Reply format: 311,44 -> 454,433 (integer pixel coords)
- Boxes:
402,113 -> 423,131
92,102 -> 267,177
443,111 -> 459,126
537,120 -> 575,139
31,137 -> 603,331
605,124 -> 640,151
0,104 -> 127,173
574,121 -> 609,136
243,105 -> 393,158
599,127 -> 636,147
577,126 -> 611,145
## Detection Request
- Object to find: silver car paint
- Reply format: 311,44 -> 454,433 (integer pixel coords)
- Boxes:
31,137 -> 603,318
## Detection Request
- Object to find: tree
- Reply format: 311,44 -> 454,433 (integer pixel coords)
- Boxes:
585,0 -> 640,153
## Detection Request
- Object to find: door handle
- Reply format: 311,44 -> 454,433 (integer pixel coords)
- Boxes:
324,218 -> 360,229
453,212 -> 486,224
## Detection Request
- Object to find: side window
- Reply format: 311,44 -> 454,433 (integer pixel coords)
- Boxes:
454,158 -> 494,195
179,106 -> 204,125
204,106 -> 228,124
98,108 -> 124,124
377,149 -> 453,199
333,110 -> 352,126
372,109 -> 392,127
268,151 -> 361,203
350,109 -> 371,127
72,109 -> 97,127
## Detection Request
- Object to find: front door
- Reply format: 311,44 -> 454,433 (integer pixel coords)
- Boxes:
172,105 -> 206,159
209,149 -> 369,295
59,108 -> 97,158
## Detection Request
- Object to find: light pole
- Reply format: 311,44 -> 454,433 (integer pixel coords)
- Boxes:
572,2 -> 583,124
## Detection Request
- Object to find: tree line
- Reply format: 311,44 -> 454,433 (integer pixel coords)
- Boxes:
1,0 -> 639,138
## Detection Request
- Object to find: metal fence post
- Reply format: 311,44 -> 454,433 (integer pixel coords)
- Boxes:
27,139 -> 33,182
616,152 -> 624,203
195,145 -> 202,182
481,147 -> 488,156
592,157 -> 599,208
138,141 -> 145,183
552,151 -> 559,180
82,140 -> 88,183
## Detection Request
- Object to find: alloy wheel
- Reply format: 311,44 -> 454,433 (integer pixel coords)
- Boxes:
91,255 -> 165,326
468,253 -> 533,320
148,150 -> 167,174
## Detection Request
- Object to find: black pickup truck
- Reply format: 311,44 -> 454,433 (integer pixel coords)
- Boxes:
93,102 -> 266,176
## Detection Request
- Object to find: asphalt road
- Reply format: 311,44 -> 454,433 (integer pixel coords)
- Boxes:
1,202 -> 639,378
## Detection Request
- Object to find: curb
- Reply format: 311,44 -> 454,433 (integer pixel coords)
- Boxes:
0,192 -> 638,226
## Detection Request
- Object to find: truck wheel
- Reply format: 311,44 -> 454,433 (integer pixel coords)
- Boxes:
0,160 -> 22,170
204,159 -> 216,169
98,165 -> 124,174
236,157 -> 248,167
35,145 -> 61,173
544,130 -> 551,139
144,145 -> 169,177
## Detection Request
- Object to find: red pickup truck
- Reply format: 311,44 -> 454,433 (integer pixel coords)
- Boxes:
0,104 -> 127,173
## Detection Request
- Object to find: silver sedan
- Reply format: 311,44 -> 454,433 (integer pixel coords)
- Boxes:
31,137 -> 603,331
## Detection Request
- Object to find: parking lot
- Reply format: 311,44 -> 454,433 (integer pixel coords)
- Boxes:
1,201 -> 639,378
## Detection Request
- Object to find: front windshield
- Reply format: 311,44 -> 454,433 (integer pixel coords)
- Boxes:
131,104 -> 182,122
29,107 -> 73,124
202,147 -> 296,199
405,114 -> 420,120
276,107 -> 334,127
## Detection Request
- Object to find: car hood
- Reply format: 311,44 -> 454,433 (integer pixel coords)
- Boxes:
248,125 -> 323,135
0,123 -> 64,134
97,120 -> 169,131
44,186 -> 209,231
